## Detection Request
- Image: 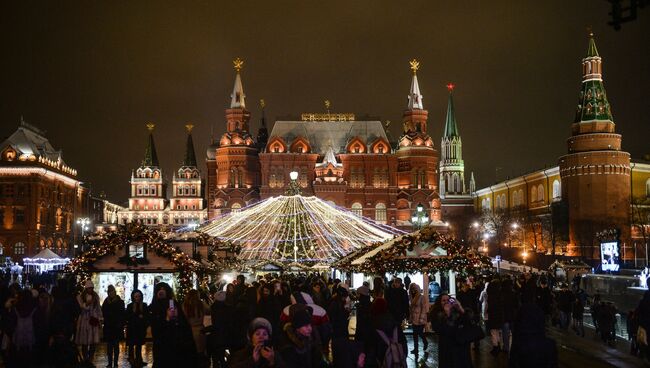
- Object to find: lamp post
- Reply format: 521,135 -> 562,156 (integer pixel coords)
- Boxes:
286,171 -> 301,195
410,203 -> 429,230
76,217 -> 90,253
522,249 -> 529,272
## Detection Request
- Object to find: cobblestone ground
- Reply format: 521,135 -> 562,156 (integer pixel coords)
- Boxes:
88,326 -> 648,368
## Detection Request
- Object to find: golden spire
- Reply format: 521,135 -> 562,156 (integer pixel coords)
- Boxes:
146,123 -> 155,132
409,59 -> 420,74
260,99 -> 266,108
324,100 -> 331,110
233,57 -> 244,72
587,25 -> 594,38
185,124 -> 194,133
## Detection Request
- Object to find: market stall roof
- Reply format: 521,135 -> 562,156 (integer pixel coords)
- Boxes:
199,195 -> 405,263
350,229 -> 447,266
23,248 -> 70,265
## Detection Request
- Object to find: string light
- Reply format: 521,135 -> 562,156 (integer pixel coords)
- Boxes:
200,195 -> 404,263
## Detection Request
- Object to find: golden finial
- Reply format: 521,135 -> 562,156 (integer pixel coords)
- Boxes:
146,123 -> 155,132
409,59 -> 420,74
260,99 -> 266,108
233,57 -> 244,72
385,120 -> 391,128
324,100 -> 331,110
185,124 -> 194,133
587,25 -> 594,38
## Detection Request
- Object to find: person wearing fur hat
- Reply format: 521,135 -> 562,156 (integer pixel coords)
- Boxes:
75,280 -> 102,364
150,282 -> 197,368
231,317 -> 284,368
279,304 -> 325,368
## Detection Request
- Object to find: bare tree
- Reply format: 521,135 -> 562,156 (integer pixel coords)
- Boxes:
631,196 -> 650,266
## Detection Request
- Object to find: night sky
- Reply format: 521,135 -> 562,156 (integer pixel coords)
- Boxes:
1,1 -> 648,204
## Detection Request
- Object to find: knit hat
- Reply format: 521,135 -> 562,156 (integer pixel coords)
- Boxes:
290,304 -> 313,329
84,280 -> 94,289
248,317 -> 272,339
356,286 -> 370,297
214,291 -> 226,302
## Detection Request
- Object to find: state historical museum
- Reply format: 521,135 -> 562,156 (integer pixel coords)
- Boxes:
206,59 -> 464,229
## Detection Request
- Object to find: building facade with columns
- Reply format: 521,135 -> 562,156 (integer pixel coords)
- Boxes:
206,59 -> 445,229
473,35 -> 650,262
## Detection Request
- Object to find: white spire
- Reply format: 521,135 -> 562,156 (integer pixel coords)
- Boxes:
407,59 -> 424,110
317,146 -> 342,168
230,58 -> 246,109
230,72 -> 246,109
469,172 -> 476,193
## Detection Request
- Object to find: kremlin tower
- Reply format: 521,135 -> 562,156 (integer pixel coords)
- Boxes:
559,33 -> 631,257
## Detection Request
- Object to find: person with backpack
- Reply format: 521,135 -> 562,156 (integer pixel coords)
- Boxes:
76,280 -> 103,364
365,297 -> 407,368
6,289 -> 38,367
102,284 -> 126,367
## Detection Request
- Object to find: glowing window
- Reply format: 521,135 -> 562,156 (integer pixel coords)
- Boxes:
375,203 -> 387,224
351,203 -> 363,217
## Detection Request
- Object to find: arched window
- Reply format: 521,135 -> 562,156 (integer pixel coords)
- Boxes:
481,198 -> 487,209
13,242 -> 25,255
537,184 -> 545,202
552,180 -> 561,200
531,186 -> 537,203
231,203 -> 242,213
646,179 -> 650,198
351,203 -> 363,217
375,203 -> 387,224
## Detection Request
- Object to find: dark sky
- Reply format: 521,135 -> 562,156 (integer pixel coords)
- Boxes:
1,1 -> 648,204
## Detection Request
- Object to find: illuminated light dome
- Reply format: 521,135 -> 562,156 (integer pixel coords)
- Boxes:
199,195 -> 404,263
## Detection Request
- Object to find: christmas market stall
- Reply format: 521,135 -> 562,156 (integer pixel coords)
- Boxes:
66,225 -> 215,304
23,248 -> 70,273
339,225 -> 492,299
199,194 -> 404,269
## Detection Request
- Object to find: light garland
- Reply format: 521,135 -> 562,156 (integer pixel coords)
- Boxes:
66,224 -> 217,301
336,226 -> 492,275
199,195 -> 404,263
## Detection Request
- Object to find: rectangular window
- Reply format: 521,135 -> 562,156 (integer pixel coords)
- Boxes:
129,243 -> 145,259
15,208 -> 25,224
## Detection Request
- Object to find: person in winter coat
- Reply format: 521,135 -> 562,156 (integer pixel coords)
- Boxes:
182,289 -> 211,358
209,291 -> 234,368
555,284 -> 574,330
328,285 -> 355,367
486,279 -> 504,355
572,295 -> 585,337
76,280 -> 103,364
508,303 -> 558,368
231,317 -> 285,368
126,289 -> 150,367
430,293 -> 473,368
150,282 -> 198,368
279,304 -> 325,368
536,280 -> 553,324
102,284 -> 126,367
354,286 -> 372,345
408,283 -> 429,355
49,280 -> 81,368
635,290 -> 650,359
385,278 -> 409,325
33,289 -> 52,366
256,283 -> 282,338
501,278 -> 520,353
6,289 -> 38,368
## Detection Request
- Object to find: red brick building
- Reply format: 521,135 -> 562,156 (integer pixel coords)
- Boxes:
0,120 -> 89,259
207,59 -> 443,229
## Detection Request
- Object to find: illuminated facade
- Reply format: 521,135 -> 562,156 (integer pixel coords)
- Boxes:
118,125 -> 207,228
474,35 -> 650,261
0,120 -> 89,258
207,59 -> 444,229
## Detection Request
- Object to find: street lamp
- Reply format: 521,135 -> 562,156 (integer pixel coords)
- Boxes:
411,203 -> 429,230
76,217 -> 90,252
286,171 -> 301,195
522,249 -> 529,271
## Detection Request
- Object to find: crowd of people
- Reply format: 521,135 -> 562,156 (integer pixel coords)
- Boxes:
0,271 -> 649,368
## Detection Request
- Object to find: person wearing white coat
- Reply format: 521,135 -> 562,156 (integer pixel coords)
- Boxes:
408,283 -> 429,355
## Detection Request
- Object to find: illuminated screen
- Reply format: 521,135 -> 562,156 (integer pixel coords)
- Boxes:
600,241 -> 620,272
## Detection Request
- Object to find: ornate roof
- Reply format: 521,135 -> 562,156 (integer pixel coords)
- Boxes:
0,119 -> 65,164
268,120 -> 389,154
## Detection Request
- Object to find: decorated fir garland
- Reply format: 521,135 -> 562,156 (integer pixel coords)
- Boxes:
66,224 -> 220,301
341,226 -> 492,275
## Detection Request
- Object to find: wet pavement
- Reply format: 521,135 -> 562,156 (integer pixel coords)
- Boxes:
86,325 -> 648,368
